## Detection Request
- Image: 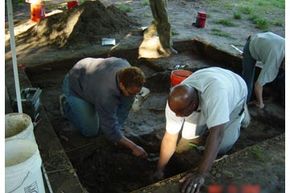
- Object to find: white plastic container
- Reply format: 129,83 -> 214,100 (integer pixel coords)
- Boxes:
5,113 -> 35,142
132,87 -> 150,112
5,139 -> 45,193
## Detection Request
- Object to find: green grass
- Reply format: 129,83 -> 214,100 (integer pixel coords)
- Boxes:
188,143 -> 198,148
239,6 -> 252,14
273,1 -> 285,8
261,0 -> 283,8
223,2 -> 233,10
205,0 -> 284,30
248,14 -> 258,21
242,0 -> 283,29
249,15 -> 269,30
257,1 -> 265,6
272,20 -> 284,26
171,30 -> 179,36
233,12 -> 242,19
141,0 -> 149,6
255,18 -> 269,30
78,0 -> 86,5
250,146 -> 265,161
214,19 -> 236,27
210,28 -> 232,38
116,4 -> 132,13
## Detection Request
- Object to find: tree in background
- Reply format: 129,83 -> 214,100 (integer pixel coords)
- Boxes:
146,0 -> 177,57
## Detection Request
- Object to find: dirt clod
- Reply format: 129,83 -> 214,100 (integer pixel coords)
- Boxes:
15,1 -> 137,48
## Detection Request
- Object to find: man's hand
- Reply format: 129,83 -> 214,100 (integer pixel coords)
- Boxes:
254,100 -> 264,109
151,169 -> 164,181
179,173 -> 205,193
118,136 -> 148,159
132,145 -> 148,159
248,100 -> 264,109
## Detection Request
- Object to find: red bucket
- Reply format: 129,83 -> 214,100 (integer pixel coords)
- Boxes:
30,3 -> 45,22
67,1 -> 78,9
195,11 -> 207,28
170,69 -> 193,87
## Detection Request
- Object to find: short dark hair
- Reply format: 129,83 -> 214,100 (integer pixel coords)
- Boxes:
119,67 -> 145,88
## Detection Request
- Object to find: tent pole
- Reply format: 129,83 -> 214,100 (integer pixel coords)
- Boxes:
6,0 -> 23,113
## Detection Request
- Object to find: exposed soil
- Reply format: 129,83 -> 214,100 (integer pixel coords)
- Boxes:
25,49 -> 285,193
5,0 -> 285,63
11,1 -> 137,49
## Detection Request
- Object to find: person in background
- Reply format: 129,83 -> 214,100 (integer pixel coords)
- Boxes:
153,67 -> 250,193
242,32 -> 285,109
60,57 -> 148,159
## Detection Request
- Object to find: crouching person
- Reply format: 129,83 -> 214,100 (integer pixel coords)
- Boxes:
154,67 -> 250,193
60,57 -> 148,158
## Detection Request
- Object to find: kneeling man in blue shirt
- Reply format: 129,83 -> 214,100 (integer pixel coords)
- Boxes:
61,57 -> 148,158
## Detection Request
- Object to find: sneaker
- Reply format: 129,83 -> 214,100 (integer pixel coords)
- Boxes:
59,94 -> 66,117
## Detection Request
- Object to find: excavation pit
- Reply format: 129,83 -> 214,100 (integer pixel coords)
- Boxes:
6,40 -> 285,193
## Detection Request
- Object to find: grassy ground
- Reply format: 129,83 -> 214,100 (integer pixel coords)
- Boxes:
205,0 -> 284,30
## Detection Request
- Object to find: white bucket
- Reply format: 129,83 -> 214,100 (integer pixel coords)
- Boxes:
5,139 -> 45,193
5,113 -> 35,142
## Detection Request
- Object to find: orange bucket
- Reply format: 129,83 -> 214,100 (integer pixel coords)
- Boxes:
30,3 -> 45,22
170,69 -> 193,87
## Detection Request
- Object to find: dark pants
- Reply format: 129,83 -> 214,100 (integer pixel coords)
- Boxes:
242,36 -> 256,102
271,68 -> 285,104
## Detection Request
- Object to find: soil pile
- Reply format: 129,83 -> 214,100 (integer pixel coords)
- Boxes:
15,0 -> 137,48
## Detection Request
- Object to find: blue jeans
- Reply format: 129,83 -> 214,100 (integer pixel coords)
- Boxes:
242,36 -> 256,102
62,75 -> 100,137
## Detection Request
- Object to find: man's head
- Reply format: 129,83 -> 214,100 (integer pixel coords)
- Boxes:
118,67 -> 145,96
168,84 -> 199,117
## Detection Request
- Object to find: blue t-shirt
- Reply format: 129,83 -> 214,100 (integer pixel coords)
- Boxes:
68,57 -> 134,142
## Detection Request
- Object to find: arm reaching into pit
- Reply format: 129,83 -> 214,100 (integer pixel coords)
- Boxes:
254,82 -> 264,109
153,131 -> 179,180
118,136 -> 148,159
180,124 -> 225,193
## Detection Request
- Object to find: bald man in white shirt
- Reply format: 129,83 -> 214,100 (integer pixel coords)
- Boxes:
153,67 -> 250,193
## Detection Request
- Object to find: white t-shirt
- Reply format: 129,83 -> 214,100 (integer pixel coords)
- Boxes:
166,67 -> 247,139
249,32 -> 285,86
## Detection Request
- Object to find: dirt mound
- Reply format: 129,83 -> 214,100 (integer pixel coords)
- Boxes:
16,1 -> 137,48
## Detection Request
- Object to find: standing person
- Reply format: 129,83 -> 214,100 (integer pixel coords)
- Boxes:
148,0 -> 177,56
242,32 -> 285,109
60,57 -> 148,158
153,67 -> 250,193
